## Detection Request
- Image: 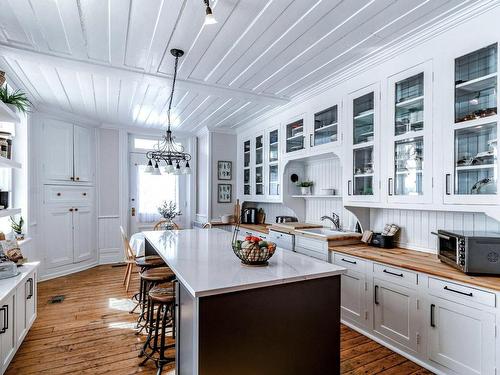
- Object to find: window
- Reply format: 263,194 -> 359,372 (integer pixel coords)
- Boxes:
134,138 -> 160,151
136,165 -> 178,223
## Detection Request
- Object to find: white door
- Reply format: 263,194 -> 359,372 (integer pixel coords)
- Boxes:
340,270 -> 368,327
73,206 -> 94,262
373,278 -> 419,353
73,125 -> 93,183
0,293 -> 16,372
15,280 -> 27,345
129,152 -> 187,234
428,297 -> 496,375
45,206 -> 74,268
43,120 -> 74,183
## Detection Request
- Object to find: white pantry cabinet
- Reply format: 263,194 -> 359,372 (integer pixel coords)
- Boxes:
0,264 -> 38,375
331,251 -> 498,375
42,119 -> 94,184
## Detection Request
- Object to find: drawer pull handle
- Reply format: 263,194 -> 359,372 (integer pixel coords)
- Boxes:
383,269 -> 404,277
0,305 -> 6,334
374,285 -> 379,305
27,278 -> 33,299
430,304 -> 436,327
341,258 -> 357,265
444,286 -> 473,297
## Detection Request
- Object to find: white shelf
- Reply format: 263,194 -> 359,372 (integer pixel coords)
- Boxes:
456,164 -> 495,171
0,101 -> 20,123
354,173 -> 374,177
455,73 -> 497,89
395,95 -> 424,107
291,195 -> 342,199
315,123 -> 337,132
286,133 -> 304,141
396,169 -> 423,175
17,237 -> 32,246
354,110 -> 374,120
0,156 -> 21,169
0,208 -> 21,218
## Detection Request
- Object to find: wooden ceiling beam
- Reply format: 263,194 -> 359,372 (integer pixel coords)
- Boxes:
0,43 -> 290,106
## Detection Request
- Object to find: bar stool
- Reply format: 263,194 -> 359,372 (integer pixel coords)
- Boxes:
139,283 -> 176,374
130,255 -> 167,314
136,267 -> 175,333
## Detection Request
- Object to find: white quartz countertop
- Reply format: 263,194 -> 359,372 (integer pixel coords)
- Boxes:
0,262 -> 39,301
144,229 -> 346,298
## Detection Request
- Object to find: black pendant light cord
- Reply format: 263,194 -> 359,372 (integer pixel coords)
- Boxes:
167,54 -> 180,133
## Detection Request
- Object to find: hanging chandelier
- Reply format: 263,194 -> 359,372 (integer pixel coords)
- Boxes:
145,49 -> 191,176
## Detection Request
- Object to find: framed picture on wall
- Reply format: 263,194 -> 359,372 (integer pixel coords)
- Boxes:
218,161 -> 232,180
218,184 -> 232,203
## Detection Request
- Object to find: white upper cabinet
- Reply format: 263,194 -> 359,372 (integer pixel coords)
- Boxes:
42,120 -> 94,185
345,83 -> 380,203
444,43 -> 499,205
254,134 -> 265,198
43,119 -> 74,182
310,104 -> 340,153
242,138 -> 252,198
284,117 -> 306,156
73,125 -> 93,183
386,62 -> 433,204
266,128 -> 280,201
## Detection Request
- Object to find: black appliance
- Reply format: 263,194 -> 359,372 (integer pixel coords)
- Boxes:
242,208 -> 257,224
370,233 -> 394,249
275,216 -> 298,224
431,230 -> 500,275
0,191 -> 8,209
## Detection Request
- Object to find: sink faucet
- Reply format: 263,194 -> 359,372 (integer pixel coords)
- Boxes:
320,212 -> 341,230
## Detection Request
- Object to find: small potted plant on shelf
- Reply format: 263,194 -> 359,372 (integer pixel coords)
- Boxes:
0,86 -> 31,114
296,180 -> 314,195
9,216 -> 24,240
157,201 -> 181,230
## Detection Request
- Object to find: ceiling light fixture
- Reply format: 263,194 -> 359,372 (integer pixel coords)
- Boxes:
145,49 -> 192,175
204,0 -> 217,25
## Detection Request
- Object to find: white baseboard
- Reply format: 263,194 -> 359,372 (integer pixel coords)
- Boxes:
341,320 -> 447,375
39,261 -> 99,282
99,251 -> 122,264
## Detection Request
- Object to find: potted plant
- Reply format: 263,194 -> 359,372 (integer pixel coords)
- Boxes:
296,181 -> 314,195
0,86 -> 31,114
9,216 -> 24,240
157,201 -> 182,229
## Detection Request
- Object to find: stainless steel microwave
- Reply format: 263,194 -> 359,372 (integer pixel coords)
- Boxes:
432,230 -> 500,275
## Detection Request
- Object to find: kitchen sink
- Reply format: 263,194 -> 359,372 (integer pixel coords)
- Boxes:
296,228 -> 360,239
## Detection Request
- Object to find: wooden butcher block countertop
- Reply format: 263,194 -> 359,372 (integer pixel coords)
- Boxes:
329,244 -> 500,292
210,221 -> 270,234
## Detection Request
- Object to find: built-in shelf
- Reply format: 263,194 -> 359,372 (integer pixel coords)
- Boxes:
353,110 -> 374,120
291,195 -> 342,199
354,173 -> 374,177
0,156 -> 21,169
396,95 -> 424,108
286,133 -> 304,141
17,237 -> 32,246
0,208 -> 21,218
455,73 -> 497,89
315,123 -> 337,132
0,101 -> 20,123
456,164 -> 495,171
396,169 -> 423,175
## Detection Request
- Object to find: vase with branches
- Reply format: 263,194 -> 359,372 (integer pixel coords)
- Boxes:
157,201 -> 182,229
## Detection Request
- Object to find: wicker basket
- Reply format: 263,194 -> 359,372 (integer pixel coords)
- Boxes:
0,71 -> 5,87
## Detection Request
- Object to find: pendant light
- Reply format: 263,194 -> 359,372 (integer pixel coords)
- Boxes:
145,49 -> 192,175
204,0 -> 217,25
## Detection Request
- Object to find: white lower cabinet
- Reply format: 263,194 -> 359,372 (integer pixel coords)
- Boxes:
295,236 -> 329,261
0,264 -> 38,374
373,278 -> 419,353
428,297 -> 496,375
331,251 -> 498,375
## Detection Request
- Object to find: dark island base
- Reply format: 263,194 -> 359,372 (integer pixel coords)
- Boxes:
196,276 -> 341,375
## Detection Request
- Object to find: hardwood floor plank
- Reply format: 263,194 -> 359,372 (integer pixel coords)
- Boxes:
6,265 -> 432,374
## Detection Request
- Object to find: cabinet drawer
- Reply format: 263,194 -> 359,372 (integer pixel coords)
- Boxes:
333,253 -> 366,273
428,277 -> 496,308
44,185 -> 93,204
373,263 -> 417,286
295,236 -> 327,251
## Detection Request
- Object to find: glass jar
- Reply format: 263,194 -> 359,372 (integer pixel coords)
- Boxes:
0,132 -> 11,159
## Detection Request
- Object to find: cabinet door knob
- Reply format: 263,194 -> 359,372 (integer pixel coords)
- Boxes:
69,208 -> 74,212
82,192 -> 87,196
75,177 -> 80,181
70,176 -> 74,180
57,193 -> 61,196
74,208 -> 79,212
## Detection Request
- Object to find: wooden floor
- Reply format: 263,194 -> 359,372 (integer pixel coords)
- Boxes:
7,265 -> 433,375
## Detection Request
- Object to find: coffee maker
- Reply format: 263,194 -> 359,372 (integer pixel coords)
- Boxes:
241,208 -> 257,224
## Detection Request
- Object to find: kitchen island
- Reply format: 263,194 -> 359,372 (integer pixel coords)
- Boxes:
144,229 -> 346,375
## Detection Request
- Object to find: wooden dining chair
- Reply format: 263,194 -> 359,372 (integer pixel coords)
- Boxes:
153,219 -> 180,231
120,226 -> 137,292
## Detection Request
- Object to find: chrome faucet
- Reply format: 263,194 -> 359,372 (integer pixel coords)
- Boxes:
320,212 -> 341,230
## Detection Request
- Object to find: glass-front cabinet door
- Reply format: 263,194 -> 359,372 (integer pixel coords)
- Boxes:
387,62 -> 433,203
285,119 -> 304,154
445,43 -> 498,204
313,105 -> 338,147
243,139 -> 251,196
255,135 -> 264,196
345,83 -> 380,202
267,128 -> 280,199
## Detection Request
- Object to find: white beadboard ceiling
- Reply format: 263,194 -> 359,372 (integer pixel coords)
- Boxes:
0,0 -> 491,132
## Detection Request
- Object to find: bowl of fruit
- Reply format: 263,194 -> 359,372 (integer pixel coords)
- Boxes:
231,217 -> 276,266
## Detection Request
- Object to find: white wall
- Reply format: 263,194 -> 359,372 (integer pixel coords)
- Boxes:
196,131 -> 210,223
235,6 -> 500,251
211,133 -> 237,220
